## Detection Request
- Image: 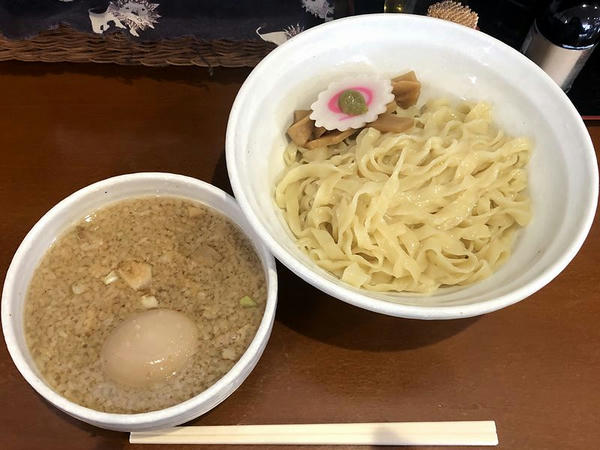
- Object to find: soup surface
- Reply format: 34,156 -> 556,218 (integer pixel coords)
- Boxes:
25,196 -> 266,413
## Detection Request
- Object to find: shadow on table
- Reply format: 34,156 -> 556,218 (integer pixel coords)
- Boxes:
36,395 -> 126,448
0,60 -> 251,88
210,149 -> 233,196
276,263 -> 478,352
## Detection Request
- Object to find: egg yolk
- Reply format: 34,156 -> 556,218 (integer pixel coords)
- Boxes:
101,309 -> 198,388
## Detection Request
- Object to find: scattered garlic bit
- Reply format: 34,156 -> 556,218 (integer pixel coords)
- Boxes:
117,260 -> 152,291
71,281 -> 88,295
203,304 -> 220,320
75,226 -> 104,251
369,115 -> 414,133
102,270 -> 119,285
191,243 -> 223,266
187,206 -> 203,218
80,240 -> 103,251
239,295 -> 257,308
43,269 -> 57,280
221,347 -> 236,360
90,262 -> 110,278
82,308 -> 96,332
157,251 -> 175,264
140,295 -> 158,309
305,129 -> 355,150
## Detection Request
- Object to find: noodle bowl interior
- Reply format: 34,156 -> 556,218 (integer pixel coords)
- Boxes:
275,71 -> 532,293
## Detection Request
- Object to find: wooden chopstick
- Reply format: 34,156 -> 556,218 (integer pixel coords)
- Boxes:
130,421 -> 498,446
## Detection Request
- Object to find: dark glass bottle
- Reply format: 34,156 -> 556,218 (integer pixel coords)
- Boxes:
521,0 -> 600,91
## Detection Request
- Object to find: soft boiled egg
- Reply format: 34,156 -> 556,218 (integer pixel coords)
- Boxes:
101,309 -> 198,388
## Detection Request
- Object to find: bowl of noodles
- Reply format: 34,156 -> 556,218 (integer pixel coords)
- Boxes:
226,14 -> 598,319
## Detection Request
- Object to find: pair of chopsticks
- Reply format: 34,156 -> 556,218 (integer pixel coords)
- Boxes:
130,421 -> 498,446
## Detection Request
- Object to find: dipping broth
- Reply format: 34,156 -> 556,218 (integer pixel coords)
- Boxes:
24,197 -> 266,413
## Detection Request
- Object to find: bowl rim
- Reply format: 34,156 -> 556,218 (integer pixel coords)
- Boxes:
1,172 -> 278,428
226,13 -> 599,319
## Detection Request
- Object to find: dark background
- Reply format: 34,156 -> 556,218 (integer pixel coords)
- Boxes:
0,0 -> 596,115
352,0 -> 600,116
0,0 -> 326,40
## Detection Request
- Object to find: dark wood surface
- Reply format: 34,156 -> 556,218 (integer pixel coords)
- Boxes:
0,62 -> 598,450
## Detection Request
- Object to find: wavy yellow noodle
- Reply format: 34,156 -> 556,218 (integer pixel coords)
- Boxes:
275,99 -> 532,293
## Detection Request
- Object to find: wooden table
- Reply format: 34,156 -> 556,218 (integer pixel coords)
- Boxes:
0,62 -> 598,450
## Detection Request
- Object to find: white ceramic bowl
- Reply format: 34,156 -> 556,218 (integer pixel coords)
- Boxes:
1,173 -> 278,431
226,14 -> 598,319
